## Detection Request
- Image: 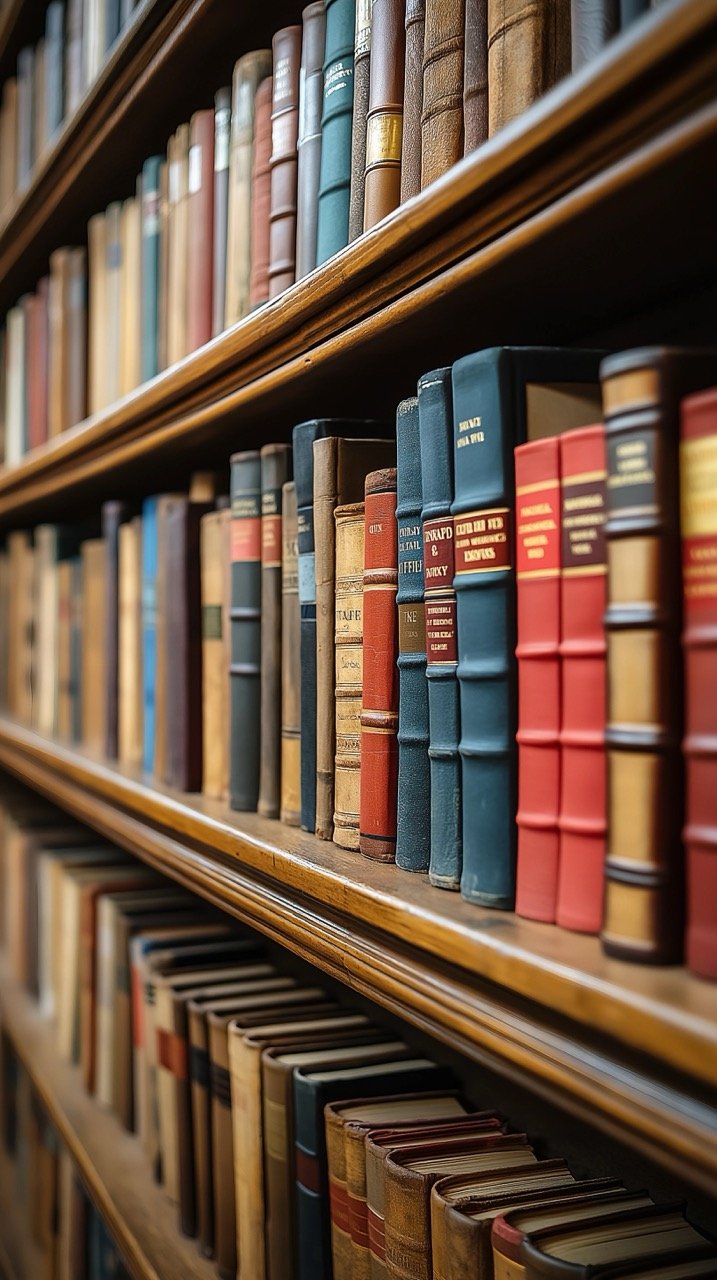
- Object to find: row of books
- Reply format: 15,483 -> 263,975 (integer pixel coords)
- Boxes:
0,0 -> 668,464
1,788 -> 714,1280
0,0 -> 139,222
2,1047 -> 129,1279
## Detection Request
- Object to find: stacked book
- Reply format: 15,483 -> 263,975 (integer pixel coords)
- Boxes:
1,784 -> 714,1280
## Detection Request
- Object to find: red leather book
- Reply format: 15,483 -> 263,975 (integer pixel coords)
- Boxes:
360,467 -> 399,860
556,424 -> 607,934
186,109 -> 215,354
269,26 -> 301,299
249,77 -> 273,310
680,387 -> 717,979
515,437 -> 562,922
27,277 -> 49,450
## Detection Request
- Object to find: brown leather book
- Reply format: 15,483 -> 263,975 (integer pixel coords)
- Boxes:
164,495 -> 213,792
80,538 -> 107,756
281,481 -> 301,825
363,0 -> 405,230
120,191 -> 142,396
250,77 -> 274,309
0,78 -> 18,221
348,0 -> 373,241
118,516 -> 143,768
295,3 -> 326,278
334,501 -> 365,850
65,0 -> 84,115
154,493 -> 182,780
259,444 -> 293,818
463,0 -> 488,153
487,0 -> 570,136
47,251 -> 72,436
212,87 -> 232,338
167,125 -> 189,366
187,108 -> 215,354
201,508 -> 231,799
421,0 -> 466,188
225,51 -> 273,326
400,0 -> 425,203
269,26 -> 302,298
87,211 -> 108,415
490,1192 -> 658,1280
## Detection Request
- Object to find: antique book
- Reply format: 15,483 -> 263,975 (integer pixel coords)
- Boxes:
681,388 -> 717,980
119,190 -> 142,395
102,501 -> 131,760
80,538 -> 107,756
4,305 -> 27,465
316,0 -> 356,264
571,0 -> 620,71
490,1190 -> 654,1280
396,396 -> 430,872
164,495 -> 213,791
45,1 -> 65,143
281,482 -> 301,825
451,348 -> 601,907
250,76 -> 274,309
600,348 -> 717,963
400,0 -> 425,203
363,0 -> 405,229
118,516 -> 143,768
555,425 -> 607,934
418,368 -> 461,889
17,46 -> 35,190
27,278 -> 49,450
348,0 -> 372,240
514,437 -> 562,923
104,200 -> 123,407
519,1205 -> 712,1280
66,248 -> 88,428
34,42 -> 46,168
167,125 -> 189,366
229,452 -> 263,812
269,26 -> 302,297
158,161 -> 170,374
47,251 -> 68,437
141,497 -> 159,774
34,525 -> 62,737
141,156 -> 163,382
225,51 -> 272,325
487,0 -> 570,136
201,508 -> 231,799
65,0 -> 84,114
296,3 -> 327,279
421,0 -> 466,188
359,468 -> 399,860
259,444 -> 293,817
153,495 -> 177,781
187,109 -> 215,353
57,556 -> 77,739
620,0 -> 650,24
212,87 -> 231,337
0,78 -> 18,219
463,0 -> 488,153
334,501 -> 366,850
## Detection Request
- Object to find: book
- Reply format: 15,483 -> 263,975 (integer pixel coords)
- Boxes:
27,278 -> 49,451
119,192 -> 142,395
463,0 -> 488,154
490,1191 -> 654,1279
187,109 -> 215,353
65,0 -> 84,114
281,481 -> 301,825
201,508 -> 231,799
316,0 -> 356,264
269,26 -> 302,298
620,0 -> 651,25
0,79 -> 18,220
250,76 -> 274,309
230,451 -> 262,810
212,87 -> 231,338
488,0 -> 570,135
34,525 -> 62,737
571,0 -> 620,71
166,125 -> 189,365
421,0 -> 465,188
400,0 -> 425,203
359,467 -> 399,860
519,1204 -> 712,1279
396,396 -> 430,872
104,201 -> 123,407
225,51 -> 272,325
88,212 -> 108,415
118,515 -> 143,768
141,497 -> 158,775
334,500 -> 366,850
363,0 -> 405,230
348,0 -> 372,240
102,502 -> 130,761
141,156 -> 163,381
80,538 -> 107,756
164,495 -> 212,791
5,304 -> 27,466
17,46 -> 35,191
295,3 -> 326,279
259,444 -> 293,818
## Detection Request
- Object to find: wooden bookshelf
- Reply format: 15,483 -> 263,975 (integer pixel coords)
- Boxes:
0,1144 -> 46,1280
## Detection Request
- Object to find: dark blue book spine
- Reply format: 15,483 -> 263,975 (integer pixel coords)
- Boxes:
294,1074 -> 328,1280
418,368 -> 462,889
230,452 -> 262,810
316,0 -> 356,265
141,497 -> 158,775
395,396 -> 431,871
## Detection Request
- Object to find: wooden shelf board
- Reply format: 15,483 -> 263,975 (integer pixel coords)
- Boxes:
0,962 -> 217,1280
0,718 -> 715,1197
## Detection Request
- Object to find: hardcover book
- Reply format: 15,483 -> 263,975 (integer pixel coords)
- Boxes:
334,501 -> 366,850
212,87 -> 231,338
281,482 -> 302,825
490,1191 -> 654,1280
187,109 -> 215,353
269,27 -> 302,298
421,0 -> 466,188
225,51 -> 272,325
463,0 -> 488,154
487,0 -> 570,136
296,4 -> 327,279
363,0 -> 405,230
201,508 -> 231,800
259,444 -> 293,818
141,156 -> 163,382
164,495 -> 212,792
348,0 -> 372,240
230,451 -> 263,811
400,0 -> 425,202
102,501 -> 131,761
250,77 -> 274,309
316,0 -> 356,264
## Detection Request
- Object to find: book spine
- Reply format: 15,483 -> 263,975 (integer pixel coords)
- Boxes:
295,1075 -> 327,1280
70,556 -> 82,742
201,509 -> 231,799
45,2 -> 65,144
165,499 -> 207,791
296,3 -> 327,279
463,0 -> 487,154
315,436 -> 340,839
400,0 -> 425,202
348,0 -> 372,241
419,367 -> 461,889
571,0 -> 620,71
556,425 -> 607,934
334,501 -> 366,850
118,517 -> 143,769
141,498 -> 158,775
187,109 -> 215,353
263,1054 -> 301,1279
281,481 -> 302,824
396,397 -> 430,872
316,0 -> 356,265
104,201 -> 123,407
29,282 -> 50,451
269,26 -> 302,298
421,0 -> 466,188
17,47 -> 35,191
488,0 -> 570,135
225,51 -> 273,326
230,452 -> 262,810
620,0 -> 650,24
259,444 -> 293,817
327,1112 -> 352,1280
249,77 -> 274,309
514,437 -> 562,923
360,468 -> 399,860
141,156 -> 162,382
212,88 -> 231,338
363,0 -> 405,230
102,500 -> 130,760
65,0 -> 84,114
345,1124 -> 371,1280
383,1164 -> 430,1280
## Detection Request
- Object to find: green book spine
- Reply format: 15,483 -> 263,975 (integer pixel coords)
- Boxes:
316,0 -> 356,265
141,155 -> 162,383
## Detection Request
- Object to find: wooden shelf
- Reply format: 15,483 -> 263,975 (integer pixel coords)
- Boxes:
0,717 -> 715,1198
1,0 -> 716,524
0,959 -> 217,1280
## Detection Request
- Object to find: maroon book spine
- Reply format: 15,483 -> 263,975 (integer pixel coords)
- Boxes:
186,109 -> 215,354
268,27 -> 302,299
250,77 -> 273,309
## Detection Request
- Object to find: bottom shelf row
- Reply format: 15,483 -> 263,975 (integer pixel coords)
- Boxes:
0,775 -> 715,1280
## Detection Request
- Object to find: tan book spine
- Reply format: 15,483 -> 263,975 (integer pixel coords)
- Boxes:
167,124 -> 189,365
366,1137 -> 391,1280
48,250 -> 68,438
334,502 -> 365,850
229,1024 -> 269,1280
154,495 -> 176,780
262,1048 -> 297,1280
118,517 -> 143,767
430,1192 -> 485,1280
94,896 -> 118,1108
281,481 -> 301,825
119,192 -> 142,396
225,50 -> 273,326
487,0 -> 570,137
421,0 -> 466,188
0,78 -> 18,222
80,538 -> 107,754
327,1108 -> 353,1280
209,1015 -> 238,1280
155,982 -> 183,1202
201,509 -> 231,798
35,527 -> 59,738
87,211 -> 107,415
345,1122 -> 372,1280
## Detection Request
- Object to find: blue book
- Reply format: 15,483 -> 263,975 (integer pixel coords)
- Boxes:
451,347 -> 603,908
418,367 -> 462,889
141,497 -> 158,775
395,396 -> 431,872
315,0 -> 356,265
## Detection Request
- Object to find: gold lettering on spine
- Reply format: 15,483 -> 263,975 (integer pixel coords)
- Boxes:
365,113 -> 403,167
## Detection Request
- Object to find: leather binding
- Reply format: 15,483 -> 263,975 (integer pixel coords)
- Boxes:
463,0 -> 488,154
418,368 -> 461,890
226,51 -> 272,325
154,495 -> 176,781
269,26 -> 302,298
120,190 -> 142,396
571,0 -> 620,71
71,555 -> 84,741
167,124 -> 190,365
0,78 -> 17,220
141,497 -> 159,776
452,348 -> 602,908
4,304 -> 26,465
316,0 -> 356,265
400,0 -> 425,203
259,444 -> 293,818
212,87 -> 231,338
101,500 -> 131,761
230,451 -> 263,811
490,1191 -> 651,1278
81,539 -> 108,755
201,508 -> 231,800
600,348 -> 717,964
555,425 -> 607,934
48,253 -> 68,439
250,77 -> 274,309
187,109 -> 215,353
16,46 -> 34,191
164,496 -> 212,792
517,1203 -> 713,1279
681,388 -> 717,980
360,468 -> 399,860
65,0 -> 84,115
141,156 -> 163,382
487,0 -> 571,136
348,0 -> 373,241
27,278 -> 49,451
620,0 -> 650,25
118,516 -> 144,769
296,4 -> 327,279
34,525 -> 60,737
281,482 -> 302,825
363,0 -> 405,230
421,0 -> 466,188
334,501 -> 366,850
314,435 -> 395,839
396,397 -> 430,872
514,437 -> 562,923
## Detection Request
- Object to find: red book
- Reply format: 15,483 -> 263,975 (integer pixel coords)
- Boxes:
186,108 -> 215,354
515,437 -> 562,922
360,467 -> 399,860
27,277 -> 49,450
680,387 -> 717,979
249,77 -> 273,310
555,424 -> 607,934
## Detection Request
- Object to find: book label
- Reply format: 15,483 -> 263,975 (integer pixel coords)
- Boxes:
517,479 -> 560,579
188,143 -> 202,194
562,472 -> 606,572
215,105 -> 231,171
454,507 -> 512,574
606,432 -> 657,517
298,552 -> 316,605
681,431 -> 717,606
366,113 -> 403,167
262,486 -> 283,567
423,516 -> 454,590
202,604 -> 223,639
231,518 -> 260,563
398,602 -> 426,653
426,599 -> 457,666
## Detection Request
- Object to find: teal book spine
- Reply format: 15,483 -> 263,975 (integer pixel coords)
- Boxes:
229,450 -> 262,810
316,0 -> 356,265
140,156 -> 163,383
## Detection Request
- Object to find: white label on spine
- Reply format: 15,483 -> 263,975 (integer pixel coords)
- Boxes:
215,106 -> 231,171
298,552 -> 316,605
188,143 -> 202,194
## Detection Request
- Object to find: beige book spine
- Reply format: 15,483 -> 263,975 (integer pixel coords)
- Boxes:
225,50 -> 273,326
56,878 -> 81,1061
87,211 -> 107,416
167,124 -> 189,364
81,538 -> 107,755
334,502 -> 365,850
35,527 -> 59,738
118,517 -> 143,767
119,193 -> 142,395
47,251 -> 68,437
366,1139 -> 390,1280
94,895 -> 117,1108
57,559 -> 73,738
230,1025 -> 269,1280
201,509 -> 231,798
281,481 -> 301,824
153,495 -> 175,780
